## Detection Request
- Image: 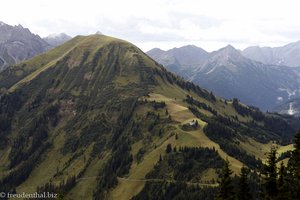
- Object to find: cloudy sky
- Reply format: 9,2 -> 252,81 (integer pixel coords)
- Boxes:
1,0 -> 300,51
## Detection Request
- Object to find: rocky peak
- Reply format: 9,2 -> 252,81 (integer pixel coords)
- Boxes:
43,33 -> 72,47
0,21 -> 51,71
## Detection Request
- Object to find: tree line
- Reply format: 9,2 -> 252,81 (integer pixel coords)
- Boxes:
217,130 -> 300,200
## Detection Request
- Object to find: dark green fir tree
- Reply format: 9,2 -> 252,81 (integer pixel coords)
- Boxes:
263,146 -> 278,200
216,159 -> 235,200
237,166 -> 251,200
287,131 -> 300,199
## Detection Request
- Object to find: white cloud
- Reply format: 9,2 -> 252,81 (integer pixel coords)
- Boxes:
1,0 -> 300,51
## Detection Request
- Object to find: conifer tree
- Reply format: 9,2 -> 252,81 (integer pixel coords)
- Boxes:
277,162 -> 290,200
237,166 -> 251,200
277,162 -> 285,189
263,146 -> 278,199
159,154 -> 162,162
166,144 -> 172,154
287,131 -> 300,199
217,159 -> 235,200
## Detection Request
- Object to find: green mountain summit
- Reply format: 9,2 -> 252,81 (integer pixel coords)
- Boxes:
0,35 -> 298,199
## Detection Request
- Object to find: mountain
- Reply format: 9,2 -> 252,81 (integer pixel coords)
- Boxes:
0,21 -> 51,72
147,45 -> 209,76
242,41 -> 300,67
0,35 -> 298,200
43,33 -> 72,47
190,46 -> 300,111
148,45 -> 300,111
273,98 -> 300,116
147,45 -> 209,67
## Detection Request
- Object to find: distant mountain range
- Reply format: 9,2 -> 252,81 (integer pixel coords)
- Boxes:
43,33 -> 72,47
242,41 -> 300,67
1,20 -> 300,114
0,21 -> 71,71
147,44 -> 300,111
0,21 -> 50,71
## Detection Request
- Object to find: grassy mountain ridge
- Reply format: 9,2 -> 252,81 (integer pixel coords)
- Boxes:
0,34 -> 298,200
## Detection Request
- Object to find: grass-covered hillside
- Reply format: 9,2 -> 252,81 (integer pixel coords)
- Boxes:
0,34 -> 298,200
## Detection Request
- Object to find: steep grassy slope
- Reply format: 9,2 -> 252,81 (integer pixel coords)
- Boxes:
0,34 -> 298,200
